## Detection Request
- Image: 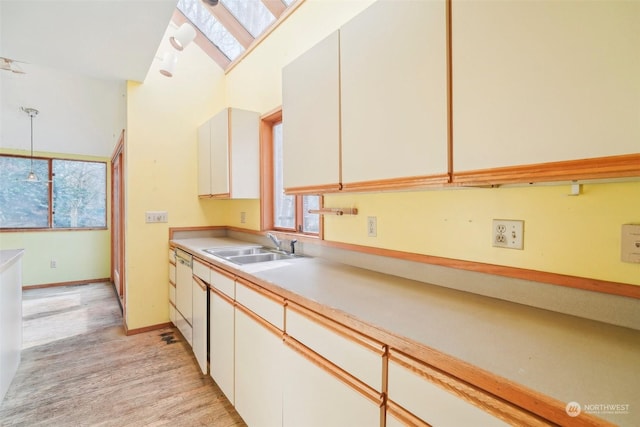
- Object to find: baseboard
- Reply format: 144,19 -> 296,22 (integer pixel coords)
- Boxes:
22,278 -> 111,290
124,322 -> 173,336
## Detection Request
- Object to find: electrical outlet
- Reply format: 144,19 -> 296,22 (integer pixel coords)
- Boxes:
145,211 -> 168,223
50,259 -> 57,268
240,211 -> 246,224
493,219 -> 524,250
367,216 -> 377,237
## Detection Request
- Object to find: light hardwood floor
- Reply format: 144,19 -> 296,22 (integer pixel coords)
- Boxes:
0,283 -> 246,427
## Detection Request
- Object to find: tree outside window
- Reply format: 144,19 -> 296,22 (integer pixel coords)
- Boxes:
0,155 -> 107,229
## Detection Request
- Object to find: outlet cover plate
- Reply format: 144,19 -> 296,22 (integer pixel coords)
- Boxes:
367,216 -> 377,237
621,224 -> 640,263
493,219 -> 524,250
145,211 -> 168,223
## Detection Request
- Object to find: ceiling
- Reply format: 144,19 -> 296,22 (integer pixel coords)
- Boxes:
1,0 -> 178,82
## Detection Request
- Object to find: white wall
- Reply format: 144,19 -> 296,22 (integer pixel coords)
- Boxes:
0,63 -> 126,157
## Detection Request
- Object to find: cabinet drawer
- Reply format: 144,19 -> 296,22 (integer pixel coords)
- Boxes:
286,303 -> 384,391
169,249 -> 176,264
193,259 -> 210,284
388,351 -> 510,427
169,263 -> 176,285
235,279 -> 284,330
169,280 -> 176,304
211,267 -> 234,299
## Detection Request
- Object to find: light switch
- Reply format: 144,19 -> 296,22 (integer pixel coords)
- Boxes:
621,224 -> 640,263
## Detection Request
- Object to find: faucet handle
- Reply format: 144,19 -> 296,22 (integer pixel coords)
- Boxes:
290,239 -> 298,254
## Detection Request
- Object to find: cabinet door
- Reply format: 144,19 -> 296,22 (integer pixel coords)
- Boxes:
229,108 -> 260,199
210,108 -> 230,196
282,341 -> 381,427
235,307 -> 283,427
197,119 -> 212,196
282,30 -> 341,193
209,288 -> 235,404
453,1 -> 640,172
340,0 -> 448,187
192,277 -> 208,375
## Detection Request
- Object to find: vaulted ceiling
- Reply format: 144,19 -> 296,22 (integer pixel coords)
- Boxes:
0,0 -> 302,82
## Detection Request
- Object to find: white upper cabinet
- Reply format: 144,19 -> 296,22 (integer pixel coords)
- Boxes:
453,0 -> 640,172
197,107 -> 260,198
340,0 -> 448,188
282,31 -> 341,193
282,1 -> 449,193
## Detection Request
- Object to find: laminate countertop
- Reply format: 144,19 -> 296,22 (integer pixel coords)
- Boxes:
0,249 -> 24,273
172,237 -> 640,426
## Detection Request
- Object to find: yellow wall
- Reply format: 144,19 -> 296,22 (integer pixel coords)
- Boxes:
324,182 -> 640,286
0,149 -> 111,286
124,23 -> 228,329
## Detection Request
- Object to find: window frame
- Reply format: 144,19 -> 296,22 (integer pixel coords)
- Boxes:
0,154 -> 108,232
260,108 -> 323,238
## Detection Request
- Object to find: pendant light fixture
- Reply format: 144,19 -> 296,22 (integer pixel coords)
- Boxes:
21,107 -> 40,182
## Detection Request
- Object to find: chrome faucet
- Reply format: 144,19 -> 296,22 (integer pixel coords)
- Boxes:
267,233 -> 282,251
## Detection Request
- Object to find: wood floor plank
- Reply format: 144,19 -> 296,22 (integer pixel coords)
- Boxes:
0,283 -> 246,427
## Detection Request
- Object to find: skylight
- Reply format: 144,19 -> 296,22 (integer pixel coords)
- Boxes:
177,0 -> 243,61
220,0 -> 275,38
176,0 -> 298,68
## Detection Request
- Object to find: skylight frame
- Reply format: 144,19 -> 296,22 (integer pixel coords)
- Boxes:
173,0 -> 303,72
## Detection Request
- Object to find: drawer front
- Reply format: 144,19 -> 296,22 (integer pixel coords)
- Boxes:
169,281 -> 176,304
388,357 -> 509,427
169,249 -> 176,264
169,263 -> 176,284
175,309 -> 192,346
235,280 -> 284,330
286,306 -> 383,391
211,268 -> 235,299
193,259 -> 211,283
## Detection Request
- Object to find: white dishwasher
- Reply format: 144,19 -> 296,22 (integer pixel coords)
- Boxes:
175,249 -> 193,346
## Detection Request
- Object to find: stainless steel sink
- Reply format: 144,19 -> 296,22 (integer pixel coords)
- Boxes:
206,247 -> 271,257
203,246 -> 302,265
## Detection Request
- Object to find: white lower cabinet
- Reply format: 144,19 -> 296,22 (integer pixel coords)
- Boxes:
282,340 -> 382,427
192,276 -> 208,375
387,351 -> 509,427
209,287 -> 235,404
234,307 -> 283,427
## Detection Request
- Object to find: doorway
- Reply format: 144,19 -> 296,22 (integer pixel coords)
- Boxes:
111,131 -> 125,315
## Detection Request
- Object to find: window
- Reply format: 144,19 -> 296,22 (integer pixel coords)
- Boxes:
261,110 -> 320,235
0,155 -> 107,230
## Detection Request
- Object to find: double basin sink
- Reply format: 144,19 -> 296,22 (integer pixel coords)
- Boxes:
204,246 -> 302,265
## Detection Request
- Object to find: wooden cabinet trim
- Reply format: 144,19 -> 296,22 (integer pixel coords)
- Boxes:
169,300 -> 176,309
210,264 -> 236,280
169,280 -> 176,288
284,183 -> 342,195
210,286 -> 234,305
235,302 -> 283,337
453,153 -> 640,186
386,399 -> 432,427
284,335 -> 383,407
342,174 -> 450,193
236,277 -> 285,305
192,275 -> 207,292
287,301 -> 385,357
